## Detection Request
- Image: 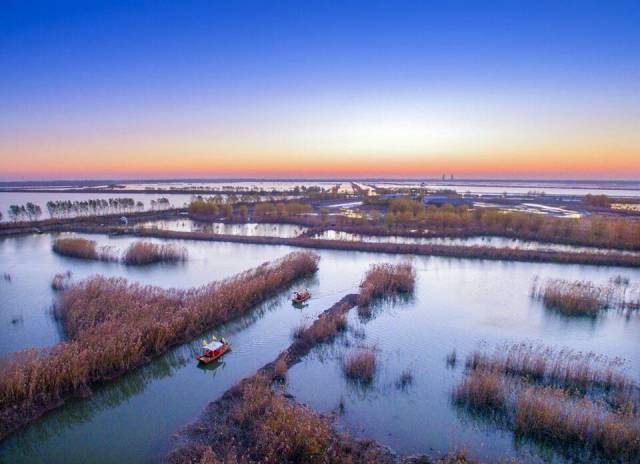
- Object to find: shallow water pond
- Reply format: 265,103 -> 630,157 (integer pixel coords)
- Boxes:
0,234 -> 639,463
138,219 -> 307,238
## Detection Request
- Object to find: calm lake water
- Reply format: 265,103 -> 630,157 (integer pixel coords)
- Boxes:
138,219 -> 307,238
0,233 -> 638,463
312,229 -> 640,255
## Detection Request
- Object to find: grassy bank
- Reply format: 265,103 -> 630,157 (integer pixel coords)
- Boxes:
0,251 -> 319,440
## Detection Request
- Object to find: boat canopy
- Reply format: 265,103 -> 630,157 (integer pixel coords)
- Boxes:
204,341 -> 224,351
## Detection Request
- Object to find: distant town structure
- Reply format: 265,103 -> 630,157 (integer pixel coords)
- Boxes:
334,183 -> 355,195
422,194 -> 473,207
352,182 -> 378,196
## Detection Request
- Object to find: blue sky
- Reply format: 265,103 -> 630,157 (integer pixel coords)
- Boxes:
1,1 -> 639,179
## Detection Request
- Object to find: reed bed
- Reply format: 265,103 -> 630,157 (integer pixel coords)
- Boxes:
121,241 -> 187,265
531,278 -> 611,316
52,237 -> 187,265
0,251 -> 320,439
514,384 -> 640,460
51,271 -> 71,291
454,346 -> 640,461
231,375 -> 334,462
531,276 -> 640,316
453,370 -> 640,460
396,369 -> 414,389
292,306 -> 348,348
452,371 -> 511,412
358,261 -> 416,307
466,342 -> 632,393
343,348 -> 377,383
170,373 -> 401,464
52,237 -> 116,261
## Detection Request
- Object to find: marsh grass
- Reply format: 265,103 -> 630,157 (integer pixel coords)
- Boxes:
272,358 -> 288,382
52,237 -> 187,265
454,345 -> 640,461
122,241 -> 187,265
358,261 -> 416,308
292,308 -> 347,347
396,369 -> 414,390
466,342 -> 632,394
52,237 -> 116,261
51,271 -> 71,291
343,348 -> 376,383
514,384 -> 640,460
0,251 -> 320,438
531,276 -> 639,316
446,349 -> 458,368
232,375 -> 333,462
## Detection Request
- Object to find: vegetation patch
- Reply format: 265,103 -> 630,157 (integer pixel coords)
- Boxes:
465,342 -> 635,397
169,292 -> 478,464
363,197 -> 640,251
343,348 -> 377,383
531,276 -> 639,316
52,237 -> 188,265
0,251 -> 319,440
454,344 -> 640,462
358,261 -> 416,308
52,237 -> 116,261
51,271 -> 72,291
121,240 -> 187,265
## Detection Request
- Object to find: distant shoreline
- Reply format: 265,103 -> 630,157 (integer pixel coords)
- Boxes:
1,177 -> 639,190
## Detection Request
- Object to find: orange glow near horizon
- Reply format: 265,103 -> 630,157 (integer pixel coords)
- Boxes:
3,146 -> 639,180
2,96 -> 639,181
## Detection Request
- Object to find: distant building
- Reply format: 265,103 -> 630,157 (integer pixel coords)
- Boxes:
335,183 -> 355,195
422,195 -> 473,207
352,182 -> 378,196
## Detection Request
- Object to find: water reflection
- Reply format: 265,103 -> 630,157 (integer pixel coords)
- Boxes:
137,219 -> 307,238
2,233 -> 640,463
313,230 -> 640,256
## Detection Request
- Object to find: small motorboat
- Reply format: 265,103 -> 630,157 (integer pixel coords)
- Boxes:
196,336 -> 231,364
292,289 -> 311,304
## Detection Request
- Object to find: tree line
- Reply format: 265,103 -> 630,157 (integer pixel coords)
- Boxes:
4,197 -> 172,222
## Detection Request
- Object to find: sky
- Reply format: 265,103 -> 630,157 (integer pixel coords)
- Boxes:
1,0 -> 639,180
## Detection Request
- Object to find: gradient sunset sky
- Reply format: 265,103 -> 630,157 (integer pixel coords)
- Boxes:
1,1 -> 639,180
